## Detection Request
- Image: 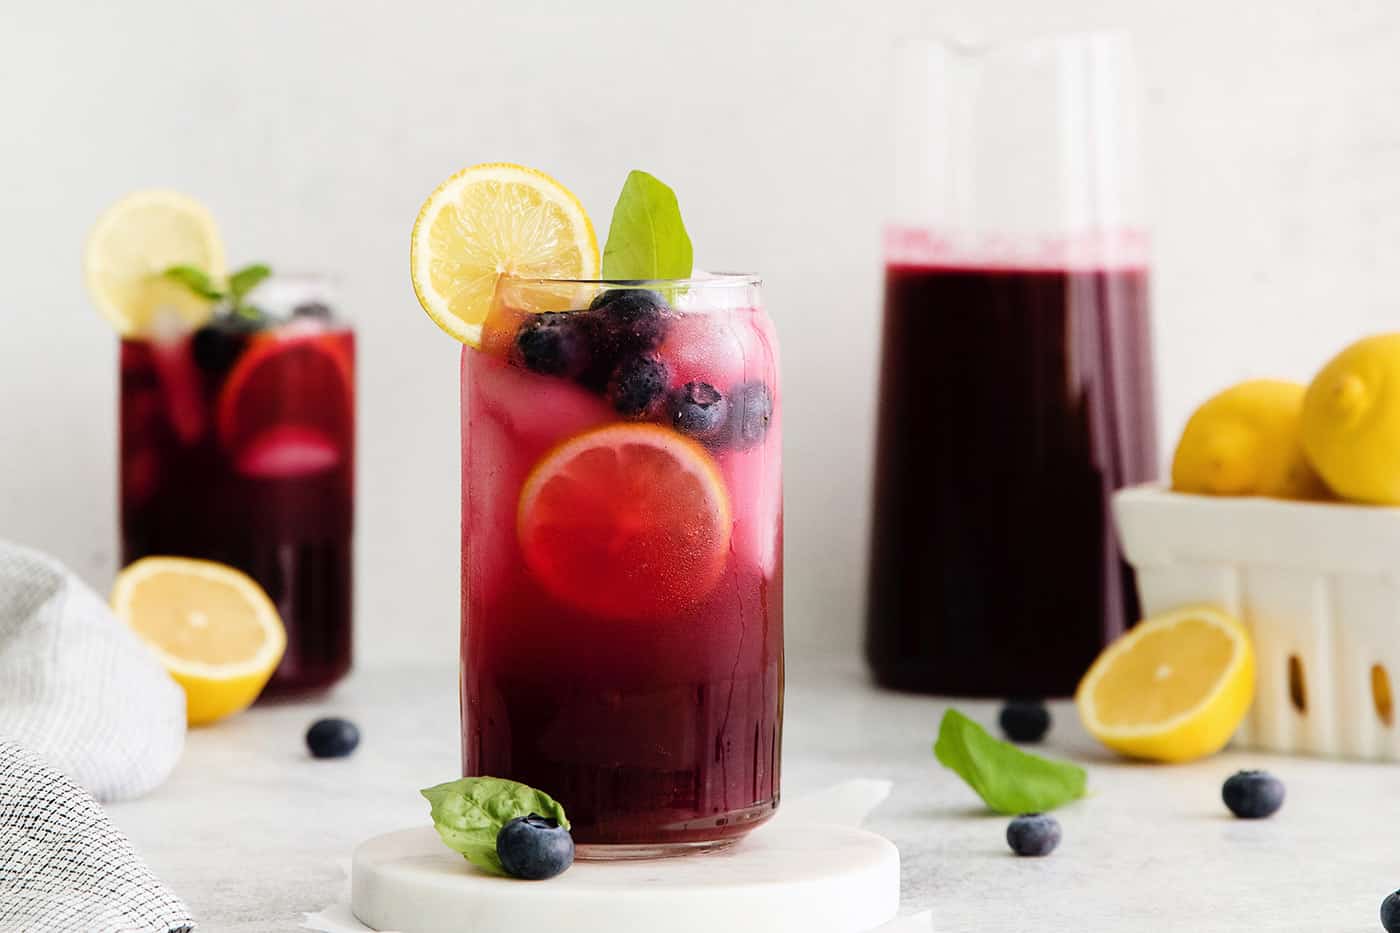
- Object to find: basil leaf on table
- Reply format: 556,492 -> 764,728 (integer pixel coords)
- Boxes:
934,708 -> 1086,814
420,776 -> 570,876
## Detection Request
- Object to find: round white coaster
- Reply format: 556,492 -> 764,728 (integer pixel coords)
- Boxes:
351,823 -> 900,933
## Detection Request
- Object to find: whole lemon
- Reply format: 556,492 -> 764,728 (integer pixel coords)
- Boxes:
1301,333 -> 1400,504
1172,379 -> 1328,499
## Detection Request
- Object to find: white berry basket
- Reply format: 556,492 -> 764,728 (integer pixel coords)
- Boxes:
1114,484 -> 1400,761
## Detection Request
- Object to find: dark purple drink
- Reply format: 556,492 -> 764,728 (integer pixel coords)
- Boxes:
120,318 -> 355,695
865,262 -> 1157,697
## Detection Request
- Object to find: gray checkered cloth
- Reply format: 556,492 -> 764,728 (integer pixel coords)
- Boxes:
0,738 -> 193,932
0,540 -> 185,802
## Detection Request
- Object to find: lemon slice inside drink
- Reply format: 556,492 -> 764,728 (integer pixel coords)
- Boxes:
84,190 -> 226,336
409,163 -> 599,346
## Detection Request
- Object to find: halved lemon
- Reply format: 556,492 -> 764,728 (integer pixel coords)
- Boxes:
517,423 -> 731,621
409,163 -> 598,346
84,190 -> 226,336
1076,606 -> 1255,763
112,557 -> 287,726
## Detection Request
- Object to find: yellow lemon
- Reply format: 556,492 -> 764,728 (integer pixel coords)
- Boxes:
1171,379 -> 1328,499
1301,333 -> 1400,504
1076,606 -> 1255,763
111,558 -> 286,726
409,163 -> 598,346
84,190 -> 225,336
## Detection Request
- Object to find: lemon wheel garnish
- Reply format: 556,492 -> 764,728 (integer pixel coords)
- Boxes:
409,163 -> 598,346
1076,606 -> 1255,763
111,557 -> 287,726
84,190 -> 226,336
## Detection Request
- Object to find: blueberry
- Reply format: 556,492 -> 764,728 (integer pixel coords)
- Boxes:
729,381 -> 774,448
999,700 -> 1051,744
496,814 -> 575,880
1221,770 -> 1284,819
668,381 -> 729,445
588,288 -> 669,353
292,301 -> 334,320
1381,890 -> 1400,932
305,718 -> 360,759
191,319 -> 254,374
608,355 -> 669,417
575,289 -> 671,392
1006,813 -> 1061,857
516,312 -> 589,378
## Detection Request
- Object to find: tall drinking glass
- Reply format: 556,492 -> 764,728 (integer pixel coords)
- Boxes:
461,275 -> 782,857
120,276 -> 355,694
866,34 -> 1158,697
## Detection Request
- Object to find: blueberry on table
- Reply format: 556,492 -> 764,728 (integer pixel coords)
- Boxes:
516,312 -> 590,378
1221,770 -> 1284,819
306,717 -> 360,759
1381,890 -> 1400,932
999,700 -> 1051,744
608,355 -> 669,417
1006,813 -> 1060,857
729,381 -> 774,448
497,814 -> 575,880
669,381 -> 729,445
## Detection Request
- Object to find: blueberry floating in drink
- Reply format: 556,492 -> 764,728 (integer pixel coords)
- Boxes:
516,311 -> 591,378
608,354 -> 669,417
669,381 -> 730,445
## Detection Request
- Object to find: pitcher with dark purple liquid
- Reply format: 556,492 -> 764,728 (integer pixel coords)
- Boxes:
866,34 -> 1159,696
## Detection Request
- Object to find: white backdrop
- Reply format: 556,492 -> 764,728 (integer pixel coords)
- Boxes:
3,0 -> 1399,667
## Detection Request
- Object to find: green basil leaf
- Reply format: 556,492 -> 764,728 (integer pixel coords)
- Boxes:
420,777 -> 570,876
934,708 -> 1087,815
601,170 -> 693,281
227,263 -> 272,300
161,265 -> 222,301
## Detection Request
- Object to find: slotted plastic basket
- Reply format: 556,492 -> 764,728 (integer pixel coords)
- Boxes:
1114,485 -> 1400,761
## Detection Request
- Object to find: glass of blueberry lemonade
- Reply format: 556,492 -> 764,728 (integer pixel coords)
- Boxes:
119,273 -> 356,695
412,163 -> 783,857
461,272 -> 783,856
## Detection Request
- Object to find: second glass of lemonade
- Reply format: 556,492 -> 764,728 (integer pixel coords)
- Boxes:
461,274 -> 783,856
120,276 -> 356,694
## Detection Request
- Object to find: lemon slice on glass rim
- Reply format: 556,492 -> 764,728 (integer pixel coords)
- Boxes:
84,190 -> 226,336
409,162 -> 599,346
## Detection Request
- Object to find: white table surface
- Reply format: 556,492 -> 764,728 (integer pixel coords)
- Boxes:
108,655 -> 1400,933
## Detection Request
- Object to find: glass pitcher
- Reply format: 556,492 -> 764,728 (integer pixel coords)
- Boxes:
865,33 -> 1159,697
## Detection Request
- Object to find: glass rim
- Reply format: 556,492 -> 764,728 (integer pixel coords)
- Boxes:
501,271 -> 762,289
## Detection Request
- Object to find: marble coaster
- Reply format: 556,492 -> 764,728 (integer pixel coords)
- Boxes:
351,822 -> 900,933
